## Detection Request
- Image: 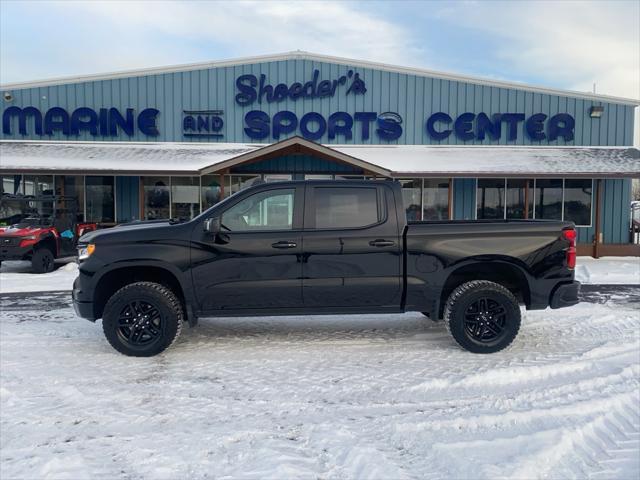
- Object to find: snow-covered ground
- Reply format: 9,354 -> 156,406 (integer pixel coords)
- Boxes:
1,256 -> 639,294
1,289 -> 639,479
575,256 -> 640,285
0,261 -> 78,294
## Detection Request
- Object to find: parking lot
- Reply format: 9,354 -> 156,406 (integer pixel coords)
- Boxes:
1,286 -> 638,479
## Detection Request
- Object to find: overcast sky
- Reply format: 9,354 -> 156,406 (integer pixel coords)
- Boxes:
1,0 -> 638,140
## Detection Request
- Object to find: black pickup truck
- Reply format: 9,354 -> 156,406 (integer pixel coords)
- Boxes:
73,180 -> 579,356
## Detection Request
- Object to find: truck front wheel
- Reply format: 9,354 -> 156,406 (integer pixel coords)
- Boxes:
102,282 -> 183,357
443,280 -> 521,354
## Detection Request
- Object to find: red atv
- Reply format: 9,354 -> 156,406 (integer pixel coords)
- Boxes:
0,194 -> 97,273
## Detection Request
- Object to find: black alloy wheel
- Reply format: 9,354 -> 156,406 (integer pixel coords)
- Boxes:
102,282 -> 183,357
116,300 -> 163,348
463,297 -> 507,343
444,280 -> 521,353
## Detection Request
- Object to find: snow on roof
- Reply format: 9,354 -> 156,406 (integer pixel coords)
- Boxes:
0,141 -> 262,174
1,140 -> 638,177
2,51 -> 638,106
332,145 -> 640,177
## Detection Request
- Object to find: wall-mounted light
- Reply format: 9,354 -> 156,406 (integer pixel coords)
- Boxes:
3,92 -> 13,102
589,105 -> 604,118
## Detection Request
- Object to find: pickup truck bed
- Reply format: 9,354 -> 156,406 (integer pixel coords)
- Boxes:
72,180 -> 579,356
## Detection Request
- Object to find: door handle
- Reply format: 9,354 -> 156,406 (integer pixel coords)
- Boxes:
271,241 -> 297,249
369,239 -> 395,247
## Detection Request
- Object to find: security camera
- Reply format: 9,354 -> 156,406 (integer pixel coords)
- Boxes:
3,92 -> 12,102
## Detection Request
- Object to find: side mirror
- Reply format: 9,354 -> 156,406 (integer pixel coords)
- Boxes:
204,217 -> 221,235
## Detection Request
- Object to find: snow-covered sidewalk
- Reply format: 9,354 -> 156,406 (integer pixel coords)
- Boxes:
1,256 -> 637,294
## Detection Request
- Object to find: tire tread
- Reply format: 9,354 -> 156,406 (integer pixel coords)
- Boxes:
102,281 -> 183,356
444,280 -> 521,353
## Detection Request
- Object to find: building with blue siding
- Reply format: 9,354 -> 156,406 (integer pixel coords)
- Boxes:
1,52 -> 638,256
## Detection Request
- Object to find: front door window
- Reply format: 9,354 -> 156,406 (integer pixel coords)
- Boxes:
221,189 -> 295,231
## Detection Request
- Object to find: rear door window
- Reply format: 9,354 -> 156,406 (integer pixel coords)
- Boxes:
312,187 -> 380,229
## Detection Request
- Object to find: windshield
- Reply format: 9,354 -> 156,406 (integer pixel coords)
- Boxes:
14,216 -> 53,228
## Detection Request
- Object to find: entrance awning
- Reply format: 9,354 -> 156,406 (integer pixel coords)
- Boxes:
1,137 -> 638,178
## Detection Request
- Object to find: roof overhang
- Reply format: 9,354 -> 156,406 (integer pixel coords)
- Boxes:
0,138 -> 638,179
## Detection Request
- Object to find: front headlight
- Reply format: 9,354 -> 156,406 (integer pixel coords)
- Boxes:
78,244 -> 95,261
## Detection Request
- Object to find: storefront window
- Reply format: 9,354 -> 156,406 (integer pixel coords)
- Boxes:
506,179 -> 533,219
1,174 -> 22,195
171,177 -> 200,220
264,174 -> 292,182
304,174 -> 333,180
335,175 -> 365,180
399,179 -> 422,221
229,175 -> 262,197
201,175 -> 223,211
477,179 -> 505,219
86,176 -> 115,223
563,179 -> 592,226
24,175 -> 54,196
535,179 -> 563,220
423,179 -> 450,220
142,176 -> 170,220
55,175 -> 85,221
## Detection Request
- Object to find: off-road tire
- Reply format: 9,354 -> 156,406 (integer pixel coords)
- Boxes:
444,280 -> 521,353
31,248 -> 55,273
102,281 -> 183,357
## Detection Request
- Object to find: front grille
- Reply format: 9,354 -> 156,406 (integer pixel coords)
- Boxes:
0,237 -> 20,247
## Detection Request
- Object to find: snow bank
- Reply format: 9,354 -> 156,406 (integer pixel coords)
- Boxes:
575,256 -> 639,284
0,261 -> 78,293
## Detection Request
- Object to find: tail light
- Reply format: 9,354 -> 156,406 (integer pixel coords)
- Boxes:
563,228 -> 577,269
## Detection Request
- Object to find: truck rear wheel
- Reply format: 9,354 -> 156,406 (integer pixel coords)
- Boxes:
31,248 -> 55,273
102,281 -> 183,357
443,280 -> 521,353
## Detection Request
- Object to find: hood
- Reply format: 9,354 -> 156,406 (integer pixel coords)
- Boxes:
79,219 -> 188,244
0,225 -> 47,237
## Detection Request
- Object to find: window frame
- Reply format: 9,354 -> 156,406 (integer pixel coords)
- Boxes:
474,177 -> 593,227
85,175 -> 116,224
475,178 -> 508,220
397,178 -> 451,221
561,178 -> 594,228
303,184 -> 387,231
214,184 -> 304,233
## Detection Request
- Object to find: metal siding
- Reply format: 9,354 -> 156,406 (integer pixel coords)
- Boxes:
12,54 -> 618,146
600,178 -> 631,244
116,176 -> 139,222
576,225 -> 593,244
231,155 -> 360,174
453,178 -> 476,220
624,106 -> 635,145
